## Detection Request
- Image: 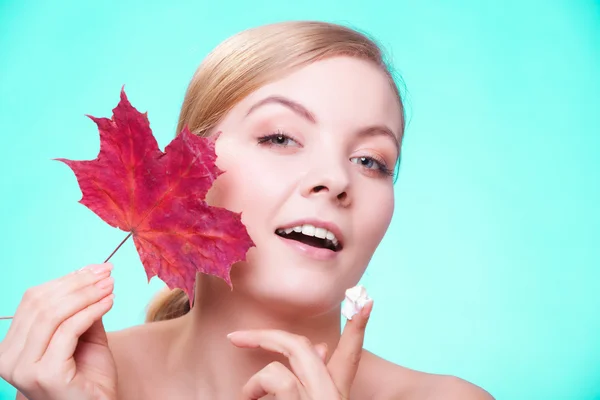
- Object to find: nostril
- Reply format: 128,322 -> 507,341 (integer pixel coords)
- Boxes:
337,192 -> 347,202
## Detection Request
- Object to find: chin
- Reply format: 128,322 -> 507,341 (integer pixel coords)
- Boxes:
231,264 -> 346,317
226,233 -> 372,317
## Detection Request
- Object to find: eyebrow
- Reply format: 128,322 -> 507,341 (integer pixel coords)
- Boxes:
246,95 -> 400,156
358,126 -> 401,157
246,95 -> 317,123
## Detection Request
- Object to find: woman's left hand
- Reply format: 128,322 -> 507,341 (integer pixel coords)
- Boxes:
227,300 -> 373,400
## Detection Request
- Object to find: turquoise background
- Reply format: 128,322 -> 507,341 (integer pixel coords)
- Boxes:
1,1 -> 599,398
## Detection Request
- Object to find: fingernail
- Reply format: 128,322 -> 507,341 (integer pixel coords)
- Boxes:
91,263 -> 113,275
361,299 -> 374,318
226,331 -> 238,339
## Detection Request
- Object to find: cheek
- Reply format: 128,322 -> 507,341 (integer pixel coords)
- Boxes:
205,166 -> 263,248
205,166 -> 252,213
206,137 -> 257,212
204,150 -> 287,232
357,189 -> 395,250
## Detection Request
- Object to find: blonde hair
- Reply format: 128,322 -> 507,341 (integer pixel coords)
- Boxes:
145,20 -> 405,323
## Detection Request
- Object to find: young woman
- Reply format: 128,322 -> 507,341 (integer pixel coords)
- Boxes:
0,21 -> 494,399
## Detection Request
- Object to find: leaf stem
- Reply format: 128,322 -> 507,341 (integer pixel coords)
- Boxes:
1,233 -> 133,321
104,232 -> 133,263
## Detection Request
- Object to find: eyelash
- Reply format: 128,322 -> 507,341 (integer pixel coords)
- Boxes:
350,155 -> 395,177
257,130 -> 302,148
257,130 -> 395,178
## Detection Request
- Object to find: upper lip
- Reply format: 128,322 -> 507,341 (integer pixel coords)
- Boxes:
276,218 -> 345,248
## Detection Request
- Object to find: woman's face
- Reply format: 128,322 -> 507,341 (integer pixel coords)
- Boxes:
206,56 -> 403,313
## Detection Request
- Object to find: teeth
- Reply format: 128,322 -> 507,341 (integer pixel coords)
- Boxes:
314,227 -> 326,239
278,224 -> 340,247
301,225 -> 315,236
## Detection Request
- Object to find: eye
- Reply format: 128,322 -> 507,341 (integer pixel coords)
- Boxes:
350,156 -> 394,177
257,130 -> 301,148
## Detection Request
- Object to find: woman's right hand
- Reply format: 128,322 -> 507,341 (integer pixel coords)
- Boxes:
0,263 -> 117,400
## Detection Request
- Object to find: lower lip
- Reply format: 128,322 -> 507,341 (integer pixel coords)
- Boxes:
276,235 -> 340,261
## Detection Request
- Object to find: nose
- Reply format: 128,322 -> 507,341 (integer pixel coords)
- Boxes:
300,156 -> 351,208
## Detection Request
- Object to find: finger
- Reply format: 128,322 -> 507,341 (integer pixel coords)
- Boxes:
43,293 -> 114,364
314,342 -> 328,363
241,361 -> 302,400
19,267 -> 114,364
327,299 -> 373,397
228,330 -> 332,393
2,264 -> 105,344
0,264 -> 113,368
7,264 -> 110,336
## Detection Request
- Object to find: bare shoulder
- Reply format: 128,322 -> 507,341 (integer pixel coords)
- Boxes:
107,317 -> 180,364
108,320 -> 158,364
358,350 -> 494,400
423,374 -> 495,400
106,318 -> 180,399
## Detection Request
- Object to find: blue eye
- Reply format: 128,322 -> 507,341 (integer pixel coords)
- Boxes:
257,131 -> 301,147
353,156 -> 376,169
350,156 -> 394,177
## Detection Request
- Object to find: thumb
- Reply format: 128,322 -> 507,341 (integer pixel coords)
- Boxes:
79,318 -> 109,347
314,342 -> 329,362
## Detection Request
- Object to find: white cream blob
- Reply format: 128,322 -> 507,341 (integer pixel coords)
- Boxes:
341,285 -> 371,320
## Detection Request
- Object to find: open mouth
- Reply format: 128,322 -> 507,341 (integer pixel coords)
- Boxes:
275,224 -> 343,252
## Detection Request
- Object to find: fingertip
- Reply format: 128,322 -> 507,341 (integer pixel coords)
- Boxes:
76,265 -> 91,273
361,299 -> 374,318
345,300 -> 373,330
227,331 -> 247,345
100,293 -> 115,304
227,331 -> 241,339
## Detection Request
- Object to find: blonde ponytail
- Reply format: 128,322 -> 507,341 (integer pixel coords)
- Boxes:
145,287 -> 190,322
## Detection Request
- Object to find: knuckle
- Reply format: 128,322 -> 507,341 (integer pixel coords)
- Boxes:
36,367 -> 62,388
55,318 -> 76,339
78,288 -> 95,306
36,306 -> 60,327
21,287 -> 40,307
80,279 -> 111,306
88,283 -> 107,299
347,349 -> 362,366
12,364 -> 37,389
29,294 -> 47,314
58,312 -> 89,339
279,373 -> 297,391
263,362 -> 296,390
265,361 -> 285,374
296,335 -> 312,348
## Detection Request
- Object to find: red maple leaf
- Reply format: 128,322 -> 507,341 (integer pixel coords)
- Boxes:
56,88 -> 255,304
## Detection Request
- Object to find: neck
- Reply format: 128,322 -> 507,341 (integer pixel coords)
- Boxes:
170,275 -> 342,399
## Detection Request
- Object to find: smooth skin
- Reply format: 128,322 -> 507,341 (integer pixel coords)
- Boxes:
227,300 -> 374,399
0,57 -> 494,399
1,268 -> 490,399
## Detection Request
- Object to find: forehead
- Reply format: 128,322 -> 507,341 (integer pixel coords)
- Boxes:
231,57 -> 403,138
